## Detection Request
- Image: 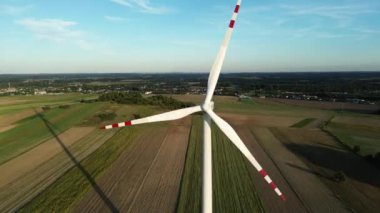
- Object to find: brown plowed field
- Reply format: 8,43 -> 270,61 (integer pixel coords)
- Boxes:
0,128 -> 115,212
74,118 -> 191,212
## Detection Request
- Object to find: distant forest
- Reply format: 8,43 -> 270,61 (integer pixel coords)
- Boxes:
1,72 -> 380,101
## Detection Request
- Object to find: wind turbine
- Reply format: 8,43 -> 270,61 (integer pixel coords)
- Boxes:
101,0 -> 285,212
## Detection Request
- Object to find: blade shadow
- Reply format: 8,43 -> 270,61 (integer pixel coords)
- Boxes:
34,109 -> 119,212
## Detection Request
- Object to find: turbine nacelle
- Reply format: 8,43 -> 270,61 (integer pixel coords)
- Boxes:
201,101 -> 214,112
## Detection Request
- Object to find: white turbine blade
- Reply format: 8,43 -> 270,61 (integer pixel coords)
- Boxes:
204,0 -> 241,104
101,105 -> 202,130
206,110 -> 286,201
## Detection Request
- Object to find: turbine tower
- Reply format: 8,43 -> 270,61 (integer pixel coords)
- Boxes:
101,0 -> 285,212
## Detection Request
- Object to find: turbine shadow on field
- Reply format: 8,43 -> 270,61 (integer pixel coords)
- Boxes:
34,110 -> 119,212
286,163 -> 333,181
284,143 -> 380,188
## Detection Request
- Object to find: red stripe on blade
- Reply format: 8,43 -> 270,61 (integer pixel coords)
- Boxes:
259,169 -> 267,177
112,124 -> 118,128
234,5 -> 240,13
280,194 -> 286,201
125,121 -> 132,126
269,182 -> 277,190
229,20 -> 235,28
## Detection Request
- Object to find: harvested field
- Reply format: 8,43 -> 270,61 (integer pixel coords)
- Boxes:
74,118 -> 191,212
0,129 -> 115,212
0,127 -> 94,188
271,127 -> 380,213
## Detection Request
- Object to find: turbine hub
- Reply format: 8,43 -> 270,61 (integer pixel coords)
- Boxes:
201,101 -> 214,111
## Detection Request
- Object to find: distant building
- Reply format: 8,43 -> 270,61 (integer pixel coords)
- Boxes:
145,91 -> 153,95
34,89 -> 47,95
7,82 -> 17,93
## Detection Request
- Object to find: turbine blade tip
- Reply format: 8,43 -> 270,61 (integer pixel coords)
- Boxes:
280,194 -> 286,201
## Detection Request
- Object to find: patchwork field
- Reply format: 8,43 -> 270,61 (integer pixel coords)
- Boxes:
1,94 -> 379,212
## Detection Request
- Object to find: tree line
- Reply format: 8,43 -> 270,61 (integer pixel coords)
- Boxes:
98,92 -> 194,110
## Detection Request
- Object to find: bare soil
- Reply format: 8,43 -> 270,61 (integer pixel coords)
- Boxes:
74,118 -> 191,212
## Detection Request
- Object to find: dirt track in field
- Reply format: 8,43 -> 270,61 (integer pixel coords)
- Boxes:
0,128 -> 115,212
0,127 -> 94,188
74,118 -> 191,213
0,108 -> 42,133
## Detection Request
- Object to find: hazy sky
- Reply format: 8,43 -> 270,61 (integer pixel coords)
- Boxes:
0,0 -> 380,73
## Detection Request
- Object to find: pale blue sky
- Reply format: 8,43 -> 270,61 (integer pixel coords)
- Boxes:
0,0 -> 379,73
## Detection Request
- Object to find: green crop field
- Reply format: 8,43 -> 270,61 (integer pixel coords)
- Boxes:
0,94 -> 96,115
19,126 -> 140,212
0,102 -> 105,165
177,116 -> 265,212
326,121 -> 380,157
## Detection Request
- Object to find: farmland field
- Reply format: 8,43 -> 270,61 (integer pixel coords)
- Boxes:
0,103 -> 105,164
1,94 -> 380,212
178,116 -> 265,212
325,115 -> 380,157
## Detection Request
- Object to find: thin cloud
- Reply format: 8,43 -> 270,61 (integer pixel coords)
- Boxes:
0,4 -> 32,16
105,15 -> 128,22
16,18 -> 92,49
110,0 -> 171,14
283,4 -> 375,20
